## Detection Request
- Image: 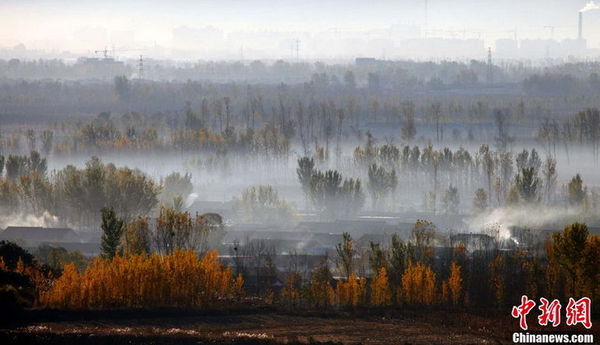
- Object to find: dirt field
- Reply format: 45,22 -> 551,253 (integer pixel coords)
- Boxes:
0,308 -> 548,345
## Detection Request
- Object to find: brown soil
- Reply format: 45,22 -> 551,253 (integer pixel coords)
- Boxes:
1,308 -> 596,345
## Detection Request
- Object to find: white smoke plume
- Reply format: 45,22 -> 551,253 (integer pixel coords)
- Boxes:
0,211 -> 61,230
466,206 -> 585,241
185,192 -> 199,208
581,1 -> 600,12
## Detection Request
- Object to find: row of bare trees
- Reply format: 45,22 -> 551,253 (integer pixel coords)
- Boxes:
230,221 -> 599,311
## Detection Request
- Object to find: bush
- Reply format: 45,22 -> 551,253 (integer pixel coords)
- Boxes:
40,249 -> 244,310
0,241 -> 52,312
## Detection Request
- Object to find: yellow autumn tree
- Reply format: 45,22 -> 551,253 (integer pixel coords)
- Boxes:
40,250 -> 243,310
280,271 -> 302,309
401,262 -> 436,305
521,259 -> 540,300
547,223 -> 599,300
580,234 -> 600,300
121,217 -> 150,256
0,256 -> 53,308
308,264 -> 335,309
336,274 -> 366,308
545,239 -> 565,299
370,267 -> 392,307
489,255 -> 505,309
441,280 -> 450,304
447,261 -> 462,306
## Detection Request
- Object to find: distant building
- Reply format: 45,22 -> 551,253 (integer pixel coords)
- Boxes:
355,57 -> 378,66
495,38 -> 587,60
76,57 -> 123,65
450,233 -> 496,252
295,219 -> 395,236
0,226 -> 79,244
357,233 -> 389,247
187,200 -> 232,216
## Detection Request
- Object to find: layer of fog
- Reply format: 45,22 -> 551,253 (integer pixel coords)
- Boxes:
46,140 -> 600,204
37,138 -> 600,237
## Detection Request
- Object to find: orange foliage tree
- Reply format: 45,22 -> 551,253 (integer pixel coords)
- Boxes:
0,256 -> 53,308
370,267 -> 392,307
546,223 -> 599,300
401,262 -> 436,305
489,255 -> 505,309
121,217 -> 151,256
447,261 -> 462,306
280,271 -> 302,309
40,250 -> 243,310
336,274 -> 366,308
307,262 -> 335,309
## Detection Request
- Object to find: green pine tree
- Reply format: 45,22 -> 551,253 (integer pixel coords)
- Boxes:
100,207 -> 124,259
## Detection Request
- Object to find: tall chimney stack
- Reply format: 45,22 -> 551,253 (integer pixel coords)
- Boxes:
579,12 -> 583,41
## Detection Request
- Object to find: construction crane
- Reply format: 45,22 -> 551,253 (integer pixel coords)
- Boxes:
94,48 -> 112,59
94,47 -> 145,60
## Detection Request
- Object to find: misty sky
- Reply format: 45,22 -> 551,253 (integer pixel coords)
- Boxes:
1,0 -> 599,58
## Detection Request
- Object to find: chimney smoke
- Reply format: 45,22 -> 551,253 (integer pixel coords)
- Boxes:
581,1 -> 600,13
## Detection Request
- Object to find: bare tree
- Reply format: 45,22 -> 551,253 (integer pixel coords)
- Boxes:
336,232 -> 355,279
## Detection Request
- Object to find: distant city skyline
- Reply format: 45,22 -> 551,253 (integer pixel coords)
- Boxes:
1,0 -> 599,60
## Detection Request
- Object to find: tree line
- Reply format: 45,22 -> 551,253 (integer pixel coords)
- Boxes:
0,220 -> 597,313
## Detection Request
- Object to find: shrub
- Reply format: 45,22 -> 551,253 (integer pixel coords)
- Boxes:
40,250 -> 243,309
